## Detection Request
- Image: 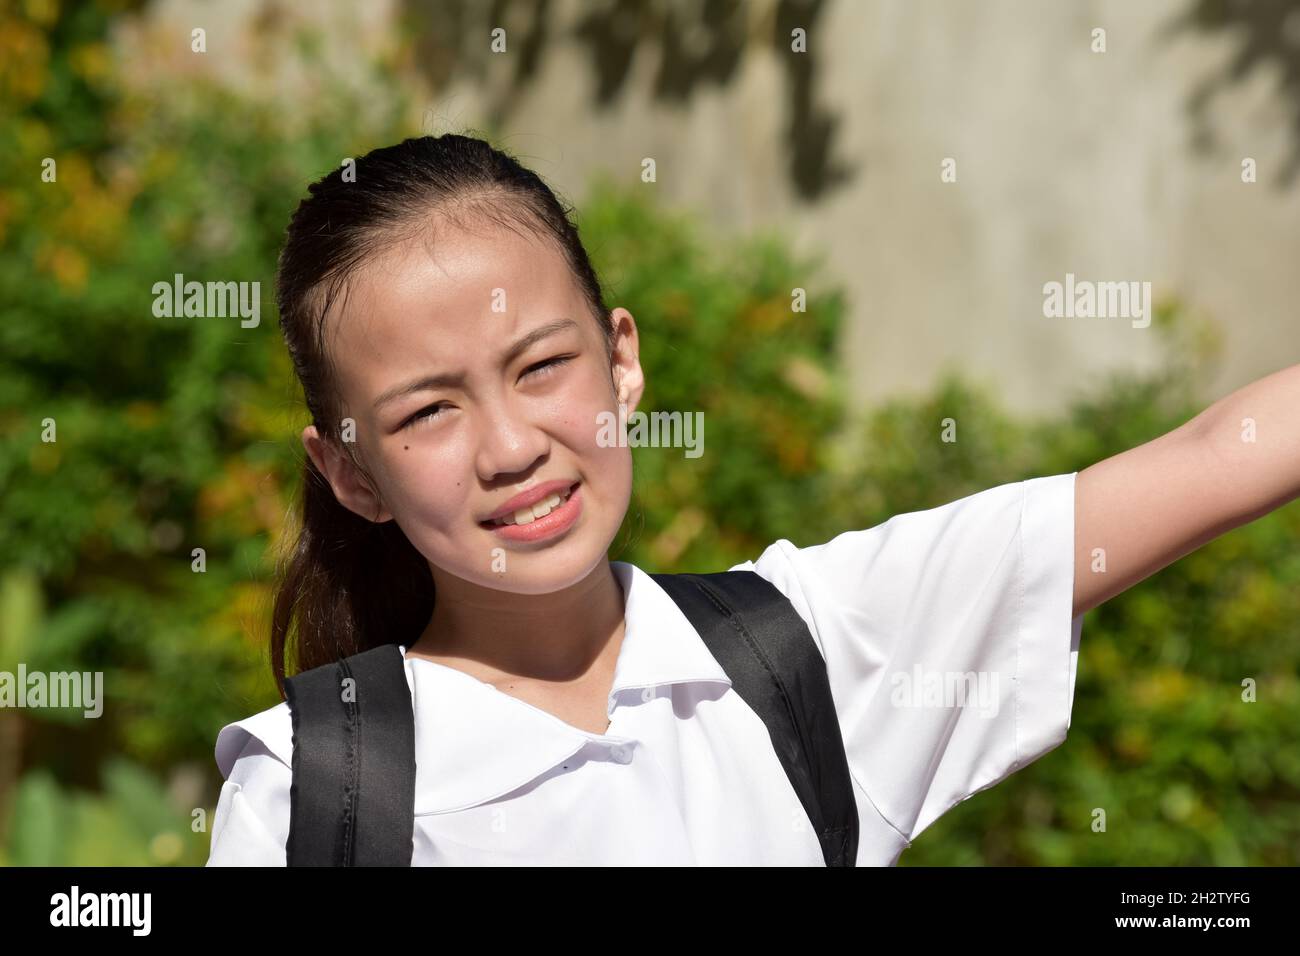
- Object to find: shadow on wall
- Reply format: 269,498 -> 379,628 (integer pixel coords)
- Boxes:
405,0 -> 1300,194
402,0 -> 856,200
1164,0 -> 1300,188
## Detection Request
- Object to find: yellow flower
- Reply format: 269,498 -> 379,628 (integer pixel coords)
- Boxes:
23,0 -> 61,28
69,41 -> 112,85
35,241 -> 88,291
0,19 -> 49,104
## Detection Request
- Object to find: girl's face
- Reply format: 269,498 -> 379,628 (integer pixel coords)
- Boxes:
302,219 -> 645,596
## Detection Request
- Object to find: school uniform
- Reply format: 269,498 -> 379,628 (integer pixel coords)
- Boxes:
206,471 -> 1082,866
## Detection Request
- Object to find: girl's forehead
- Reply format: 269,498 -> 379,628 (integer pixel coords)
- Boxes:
326,227 -> 582,394
357,226 -> 566,318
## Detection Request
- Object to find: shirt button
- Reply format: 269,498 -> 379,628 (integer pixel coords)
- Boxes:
610,743 -> 633,764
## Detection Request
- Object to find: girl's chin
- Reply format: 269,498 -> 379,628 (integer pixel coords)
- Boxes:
462,553 -> 608,596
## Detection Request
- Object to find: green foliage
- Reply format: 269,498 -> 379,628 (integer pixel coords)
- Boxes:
581,175 -> 849,569
5,760 -> 205,866
0,0 -> 411,864
0,3 -> 1295,867
872,316 -> 1300,866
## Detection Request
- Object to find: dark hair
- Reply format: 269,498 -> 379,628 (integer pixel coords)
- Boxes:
270,133 -> 615,696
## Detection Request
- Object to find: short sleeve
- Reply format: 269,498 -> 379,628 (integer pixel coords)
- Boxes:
731,472 -> 1082,846
206,705 -> 294,867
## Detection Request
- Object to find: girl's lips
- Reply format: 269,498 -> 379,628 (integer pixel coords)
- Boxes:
480,482 -> 583,543
480,478 -> 578,523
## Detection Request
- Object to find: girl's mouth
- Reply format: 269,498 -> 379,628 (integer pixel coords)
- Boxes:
479,482 -> 582,542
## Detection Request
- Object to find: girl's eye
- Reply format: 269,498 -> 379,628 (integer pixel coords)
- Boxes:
402,403 -> 450,430
400,356 -> 573,431
523,355 -> 573,380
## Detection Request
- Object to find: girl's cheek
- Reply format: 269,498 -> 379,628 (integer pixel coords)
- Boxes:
389,441 -> 472,516
542,401 -> 594,450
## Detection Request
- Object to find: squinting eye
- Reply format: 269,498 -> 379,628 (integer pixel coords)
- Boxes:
401,356 -> 573,431
402,403 -> 449,430
524,355 -> 573,379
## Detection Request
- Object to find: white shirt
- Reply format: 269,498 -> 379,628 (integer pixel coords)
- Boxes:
206,472 -> 1082,866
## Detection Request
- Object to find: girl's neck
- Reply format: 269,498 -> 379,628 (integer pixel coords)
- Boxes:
407,559 -> 627,685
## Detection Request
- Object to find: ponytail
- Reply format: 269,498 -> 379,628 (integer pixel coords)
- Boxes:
269,456 -> 433,698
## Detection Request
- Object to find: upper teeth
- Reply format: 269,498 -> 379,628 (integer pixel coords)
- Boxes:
491,489 -> 571,526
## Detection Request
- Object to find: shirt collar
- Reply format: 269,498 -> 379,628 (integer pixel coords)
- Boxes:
406,561 -> 733,816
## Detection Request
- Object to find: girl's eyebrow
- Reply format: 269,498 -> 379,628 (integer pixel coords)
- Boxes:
371,317 -> 581,411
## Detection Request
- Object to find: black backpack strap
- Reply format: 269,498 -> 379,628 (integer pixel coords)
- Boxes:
651,570 -> 859,866
284,643 -> 415,866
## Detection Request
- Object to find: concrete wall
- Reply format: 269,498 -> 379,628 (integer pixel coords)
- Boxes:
126,0 -> 1300,415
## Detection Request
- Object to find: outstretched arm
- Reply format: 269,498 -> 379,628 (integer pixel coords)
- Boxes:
1073,362 -> 1300,618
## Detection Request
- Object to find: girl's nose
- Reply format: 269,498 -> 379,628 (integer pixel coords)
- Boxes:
473,400 -> 550,482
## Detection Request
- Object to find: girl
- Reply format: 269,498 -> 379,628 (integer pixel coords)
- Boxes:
206,133 -> 1300,866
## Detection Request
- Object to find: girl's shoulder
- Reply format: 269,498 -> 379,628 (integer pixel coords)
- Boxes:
214,646 -> 419,779
215,699 -> 293,779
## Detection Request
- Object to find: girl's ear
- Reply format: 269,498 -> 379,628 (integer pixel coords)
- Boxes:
301,424 -> 394,523
608,307 -> 646,414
